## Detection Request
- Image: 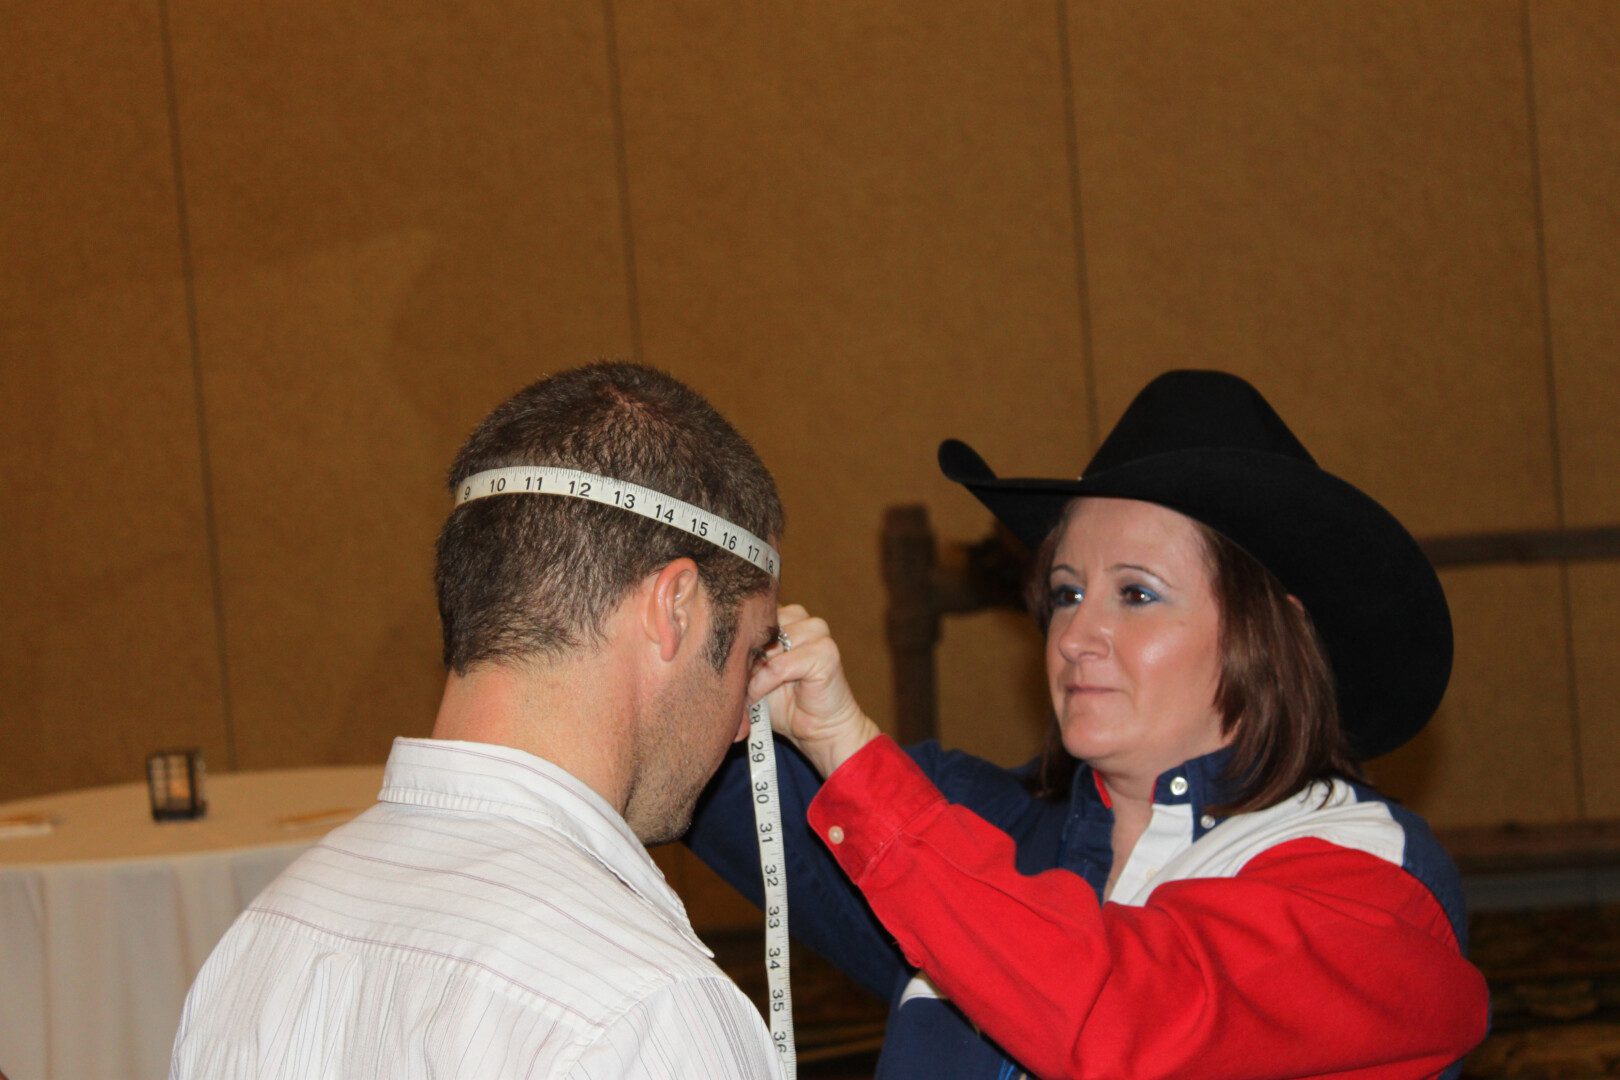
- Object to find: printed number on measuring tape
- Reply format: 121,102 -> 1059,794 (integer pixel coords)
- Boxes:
748,699 -> 796,1078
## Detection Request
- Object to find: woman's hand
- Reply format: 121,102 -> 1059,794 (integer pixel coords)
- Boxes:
749,605 -> 882,778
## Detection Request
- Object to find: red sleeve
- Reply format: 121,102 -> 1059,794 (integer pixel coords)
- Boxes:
808,736 -> 1490,1080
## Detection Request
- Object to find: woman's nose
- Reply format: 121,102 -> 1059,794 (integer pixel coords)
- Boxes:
1054,602 -> 1107,661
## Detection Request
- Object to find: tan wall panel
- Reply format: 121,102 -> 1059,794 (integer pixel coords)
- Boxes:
1,4 -> 181,307
1068,0 -> 1553,538
0,5 -> 226,797
1533,0 -> 1620,527
1369,565 -> 1578,827
166,4 -> 636,768
614,1 -> 1090,751
1532,1 -> 1620,817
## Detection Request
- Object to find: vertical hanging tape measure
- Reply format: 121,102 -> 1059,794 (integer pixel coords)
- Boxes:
455,465 -> 794,1075
456,466 -> 780,579
748,699 -> 796,1078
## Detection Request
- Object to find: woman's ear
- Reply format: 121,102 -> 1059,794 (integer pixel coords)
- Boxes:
642,558 -> 702,663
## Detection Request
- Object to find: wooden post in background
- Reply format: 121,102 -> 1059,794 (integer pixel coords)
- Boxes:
882,505 -> 941,746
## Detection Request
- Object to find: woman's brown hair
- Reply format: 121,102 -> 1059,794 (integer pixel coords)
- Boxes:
1026,504 -> 1362,814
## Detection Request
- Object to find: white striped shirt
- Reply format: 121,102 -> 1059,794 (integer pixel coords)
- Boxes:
170,738 -> 783,1080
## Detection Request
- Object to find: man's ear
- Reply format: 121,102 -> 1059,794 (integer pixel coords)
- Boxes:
642,558 -> 703,663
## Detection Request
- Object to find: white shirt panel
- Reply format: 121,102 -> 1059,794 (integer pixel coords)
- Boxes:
1111,778 -> 1407,907
170,737 -> 783,1080
1104,800 -> 1193,903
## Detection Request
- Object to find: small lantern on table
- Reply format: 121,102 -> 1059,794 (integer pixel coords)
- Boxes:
146,749 -> 207,821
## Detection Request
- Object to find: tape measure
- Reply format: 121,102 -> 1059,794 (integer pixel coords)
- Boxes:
455,465 -> 795,1076
748,699 -> 796,1078
456,466 -> 780,579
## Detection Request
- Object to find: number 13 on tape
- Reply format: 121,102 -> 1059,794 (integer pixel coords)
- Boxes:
748,700 -> 796,1078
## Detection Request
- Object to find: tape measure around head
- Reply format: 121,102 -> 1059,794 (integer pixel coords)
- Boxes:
456,466 -> 780,579
747,699 -> 796,1078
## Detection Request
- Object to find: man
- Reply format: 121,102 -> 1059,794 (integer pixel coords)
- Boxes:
171,362 -> 787,1079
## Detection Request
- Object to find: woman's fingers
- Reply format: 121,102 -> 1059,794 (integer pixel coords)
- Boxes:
768,607 -> 819,657
749,605 -> 882,777
748,617 -> 833,716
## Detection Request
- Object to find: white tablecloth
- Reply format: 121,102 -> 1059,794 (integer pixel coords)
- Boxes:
0,765 -> 385,1080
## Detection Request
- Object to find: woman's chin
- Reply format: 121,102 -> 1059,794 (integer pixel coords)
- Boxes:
1059,727 -> 1125,766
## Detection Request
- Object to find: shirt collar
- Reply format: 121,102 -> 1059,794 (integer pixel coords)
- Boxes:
376,737 -> 710,955
1157,745 -> 1238,841
1070,744 -> 1241,842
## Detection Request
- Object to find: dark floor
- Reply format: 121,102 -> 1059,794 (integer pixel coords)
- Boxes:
1461,903 -> 1620,1078
799,1051 -> 882,1080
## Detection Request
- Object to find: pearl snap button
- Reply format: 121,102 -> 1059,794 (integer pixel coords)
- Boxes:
1201,814 -> 1217,829
828,826 -> 845,844
1169,777 -> 1189,796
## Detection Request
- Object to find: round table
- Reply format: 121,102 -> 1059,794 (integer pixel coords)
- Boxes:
0,765 -> 385,1080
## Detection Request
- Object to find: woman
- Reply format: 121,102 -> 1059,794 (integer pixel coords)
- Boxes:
687,370 -> 1489,1079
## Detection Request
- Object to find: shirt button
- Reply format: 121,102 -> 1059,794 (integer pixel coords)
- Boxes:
1200,814 -> 1217,830
1169,777 -> 1189,797
828,826 -> 845,844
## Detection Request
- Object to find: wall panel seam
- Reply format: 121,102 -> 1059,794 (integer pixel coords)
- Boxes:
1055,0 -> 1100,448
601,0 -> 645,364
157,0 -> 238,769
1519,0 -> 1583,815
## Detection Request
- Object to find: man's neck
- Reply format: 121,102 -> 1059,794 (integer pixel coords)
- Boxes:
431,652 -> 640,818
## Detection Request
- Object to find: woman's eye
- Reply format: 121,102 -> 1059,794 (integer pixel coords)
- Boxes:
1121,584 -> 1159,605
1048,585 -> 1083,608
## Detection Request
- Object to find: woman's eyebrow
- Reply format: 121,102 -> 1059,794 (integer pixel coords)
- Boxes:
1111,562 -> 1174,587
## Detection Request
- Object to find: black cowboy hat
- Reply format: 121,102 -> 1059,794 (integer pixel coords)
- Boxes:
939,369 -> 1452,760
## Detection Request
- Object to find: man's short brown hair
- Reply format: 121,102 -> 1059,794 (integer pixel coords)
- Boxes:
435,362 -> 783,674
